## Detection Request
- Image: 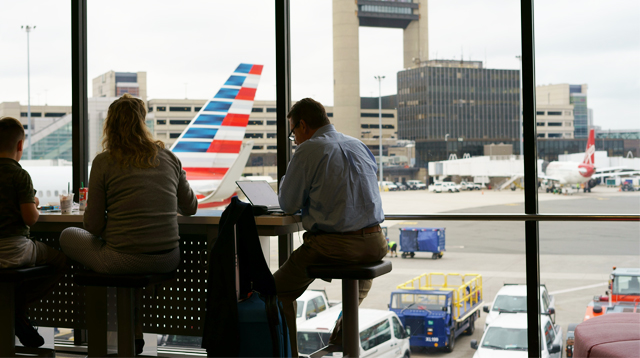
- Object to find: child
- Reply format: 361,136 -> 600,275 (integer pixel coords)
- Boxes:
0,116 -> 68,348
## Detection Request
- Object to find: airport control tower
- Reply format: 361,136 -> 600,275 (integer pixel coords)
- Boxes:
333,0 -> 428,138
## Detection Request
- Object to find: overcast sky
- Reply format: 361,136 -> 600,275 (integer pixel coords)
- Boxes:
1,0 -> 638,129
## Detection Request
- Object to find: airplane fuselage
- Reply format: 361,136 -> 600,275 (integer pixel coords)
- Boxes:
545,161 -> 595,185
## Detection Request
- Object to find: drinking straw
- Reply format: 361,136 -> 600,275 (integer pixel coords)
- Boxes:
68,182 -> 70,195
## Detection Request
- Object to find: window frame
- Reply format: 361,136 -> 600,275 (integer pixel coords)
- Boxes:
66,2 -> 639,357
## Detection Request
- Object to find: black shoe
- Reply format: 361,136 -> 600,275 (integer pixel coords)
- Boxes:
15,313 -> 45,348
135,338 -> 145,355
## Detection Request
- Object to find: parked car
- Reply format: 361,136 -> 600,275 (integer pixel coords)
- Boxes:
460,181 -> 482,191
381,181 -> 398,191
470,313 -> 562,358
441,182 -> 460,193
297,308 -> 411,358
395,182 -> 409,191
483,284 -> 555,330
296,290 -> 335,325
406,180 -> 427,190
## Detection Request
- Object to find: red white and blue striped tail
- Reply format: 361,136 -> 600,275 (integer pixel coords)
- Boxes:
170,63 -> 263,206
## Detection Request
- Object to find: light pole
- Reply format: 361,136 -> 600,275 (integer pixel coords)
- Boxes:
22,25 -> 36,160
444,133 -> 449,160
516,55 -> 523,157
374,75 -> 385,184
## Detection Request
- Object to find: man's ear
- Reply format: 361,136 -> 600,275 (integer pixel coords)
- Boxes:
299,119 -> 308,133
17,139 -> 24,152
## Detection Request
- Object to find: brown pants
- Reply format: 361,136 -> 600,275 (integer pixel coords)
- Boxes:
273,230 -> 387,357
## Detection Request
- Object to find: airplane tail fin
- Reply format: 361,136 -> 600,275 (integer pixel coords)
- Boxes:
170,63 -> 262,182
197,140 -> 254,205
582,128 -> 595,165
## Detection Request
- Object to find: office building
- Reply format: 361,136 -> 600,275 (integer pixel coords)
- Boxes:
148,98 -> 399,178
92,70 -> 148,103
397,59 -> 521,166
535,104 -> 574,139
333,0 -> 428,139
536,84 -> 589,138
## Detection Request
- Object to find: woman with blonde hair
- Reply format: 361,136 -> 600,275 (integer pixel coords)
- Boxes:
60,93 -> 197,354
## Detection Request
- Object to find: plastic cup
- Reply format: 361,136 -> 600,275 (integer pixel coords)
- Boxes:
59,193 -> 74,214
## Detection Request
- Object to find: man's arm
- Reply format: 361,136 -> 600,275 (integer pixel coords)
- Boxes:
278,151 -> 310,214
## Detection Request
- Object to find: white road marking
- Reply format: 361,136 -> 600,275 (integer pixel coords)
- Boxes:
549,282 -> 607,296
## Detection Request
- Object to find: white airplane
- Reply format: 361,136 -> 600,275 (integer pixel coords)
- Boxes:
24,63 -> 274,208
540,129 -> 640,192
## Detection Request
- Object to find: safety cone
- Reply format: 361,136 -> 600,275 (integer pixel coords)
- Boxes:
481,189 -> 484,195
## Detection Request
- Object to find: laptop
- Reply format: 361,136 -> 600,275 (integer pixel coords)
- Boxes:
236,180 -> 283,213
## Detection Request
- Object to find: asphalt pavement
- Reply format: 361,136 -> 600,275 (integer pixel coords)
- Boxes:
289,188 -> 640,358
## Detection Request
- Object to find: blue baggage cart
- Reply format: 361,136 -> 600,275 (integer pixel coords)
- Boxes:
399,227 -> 445,259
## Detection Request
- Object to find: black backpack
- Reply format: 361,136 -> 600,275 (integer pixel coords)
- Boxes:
202,197 -> 291,357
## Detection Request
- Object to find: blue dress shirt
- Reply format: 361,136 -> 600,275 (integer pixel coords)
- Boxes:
278,124 -> 385,233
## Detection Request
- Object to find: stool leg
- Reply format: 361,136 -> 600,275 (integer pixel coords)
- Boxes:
342,279 -> 360,358
117,287 -> 135,357
0,282 -> 15,357
86,286 -> 108,357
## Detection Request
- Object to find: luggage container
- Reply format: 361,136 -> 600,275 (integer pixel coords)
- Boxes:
399,227 -> 445,259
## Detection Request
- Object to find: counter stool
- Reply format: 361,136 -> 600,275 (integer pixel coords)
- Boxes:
306,261 -> 392,358
0,266 -> 56,357
74,271 -> 176,357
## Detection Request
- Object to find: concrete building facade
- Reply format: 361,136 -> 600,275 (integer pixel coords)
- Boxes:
333,0 -> 427,139
536,83 -> 589,138
147,98 -> 399,178
92,70 -> 148,103
535,104 -> 574,139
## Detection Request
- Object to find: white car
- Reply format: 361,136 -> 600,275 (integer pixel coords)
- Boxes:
297,308 -> 411,358
439,182 -> 459,193
483,284 -> 555,330
381,181 -> 398,191
429,182 -> 442,192
470,313 -> 563,358
296,290 -> 337,325
406,180 -> 427,190
460,181 -> 481,191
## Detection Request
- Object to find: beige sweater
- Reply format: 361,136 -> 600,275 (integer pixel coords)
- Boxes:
84,148 -> 198,254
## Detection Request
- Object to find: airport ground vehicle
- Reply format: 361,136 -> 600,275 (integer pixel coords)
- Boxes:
297,308 -> 411,358
389,272 -> 482,353
399,227 -> 445,259
395,182 -> 409,191
460,181 -> 481,191
470,313 -> 563,358
565,267 -> 640,357
296,290 -> 337,325
483,284 -> 555,330
381,181 -> 399,191
433,182 -> 459,193
406,180 -> 427,190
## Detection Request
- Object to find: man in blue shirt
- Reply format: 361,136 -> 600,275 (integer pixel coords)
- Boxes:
274,98 -> 387,355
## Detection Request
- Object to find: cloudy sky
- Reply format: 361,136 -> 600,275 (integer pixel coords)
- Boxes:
1,0 -> 638,129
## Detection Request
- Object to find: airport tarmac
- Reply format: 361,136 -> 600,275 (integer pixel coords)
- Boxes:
269,186 -> 640,357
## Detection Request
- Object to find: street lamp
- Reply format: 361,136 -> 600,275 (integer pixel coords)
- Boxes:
22,25 -> 36,160
516,55 -> 523,157
374,75 -> 385,184
444,133 -> 449,160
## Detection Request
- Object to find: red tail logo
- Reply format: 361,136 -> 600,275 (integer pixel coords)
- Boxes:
582,129 -> 595,165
